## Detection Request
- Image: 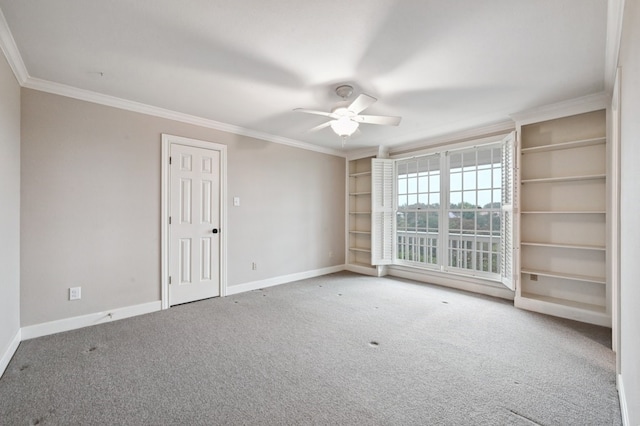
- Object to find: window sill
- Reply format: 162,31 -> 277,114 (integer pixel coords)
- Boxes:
392,262 -> 501,284
386,264 -> 514,300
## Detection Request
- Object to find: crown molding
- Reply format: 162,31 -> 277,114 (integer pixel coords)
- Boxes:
605,0 -> 626,93
0,6 -> 345,159
23,77 -> 346,157
346,146 -> 380,160
510,91 -> 611,125
388,119 -> 515,157
0,7 -> 28,84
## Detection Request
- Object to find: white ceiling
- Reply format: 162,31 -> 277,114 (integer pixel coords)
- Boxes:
0,1 -> 608,152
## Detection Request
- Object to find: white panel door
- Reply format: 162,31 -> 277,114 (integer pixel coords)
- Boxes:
169,143 -> 220,305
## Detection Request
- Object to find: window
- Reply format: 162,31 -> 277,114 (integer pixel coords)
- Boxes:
396,154 -> 440,266
447,147 -> 502,275
372,133 -> 515,288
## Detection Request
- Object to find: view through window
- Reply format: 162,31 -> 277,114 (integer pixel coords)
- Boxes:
395,143 -> 503,277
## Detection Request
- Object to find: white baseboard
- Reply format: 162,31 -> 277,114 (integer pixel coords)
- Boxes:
20,266 -> 346,340
226,265 -> 345,296
0,328 -> 21,377
618,374 -> 630,426
21,301 -> 162,341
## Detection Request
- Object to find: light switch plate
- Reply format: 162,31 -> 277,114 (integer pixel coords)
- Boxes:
69,287 -> 81,300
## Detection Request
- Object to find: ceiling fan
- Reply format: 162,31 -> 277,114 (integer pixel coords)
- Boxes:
294,85 -> 402,146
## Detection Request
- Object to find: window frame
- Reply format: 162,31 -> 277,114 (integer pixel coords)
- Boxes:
372,133 -> 516,288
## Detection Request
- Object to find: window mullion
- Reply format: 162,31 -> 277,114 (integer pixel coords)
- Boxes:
439,152 -> 449,272
473,153 -> 479,272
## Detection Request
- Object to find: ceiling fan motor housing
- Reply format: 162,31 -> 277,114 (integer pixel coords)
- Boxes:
335,85 -> 354,100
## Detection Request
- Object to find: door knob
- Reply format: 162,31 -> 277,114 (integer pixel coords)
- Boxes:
212,228 -> 219,234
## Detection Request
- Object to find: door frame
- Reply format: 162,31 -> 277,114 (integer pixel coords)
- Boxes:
610,69 -> 621,364
161,134 -> 228,309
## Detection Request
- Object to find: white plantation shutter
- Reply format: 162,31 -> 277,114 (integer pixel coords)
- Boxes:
371,159 -> 395,265
500,132 -> 516,290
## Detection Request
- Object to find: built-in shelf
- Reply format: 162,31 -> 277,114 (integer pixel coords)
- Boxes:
520,242 -> 605,251
517,109 -> 608,327
521,268 -> 605,285
521,174 -> 606,184
348,156 -> 375,274
520,137 -> 605,154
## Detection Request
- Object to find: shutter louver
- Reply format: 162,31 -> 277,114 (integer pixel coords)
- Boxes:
371,159 -> 395,265
500,132 -> 516,290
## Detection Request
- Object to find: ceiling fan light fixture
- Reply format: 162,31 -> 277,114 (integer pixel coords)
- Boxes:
330,116 -> 359,137
294,84 -> 400,147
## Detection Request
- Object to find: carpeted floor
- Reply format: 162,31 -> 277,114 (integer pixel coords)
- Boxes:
0,272 -> 621,425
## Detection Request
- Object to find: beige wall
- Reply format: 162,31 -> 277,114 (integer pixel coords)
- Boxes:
20,89 -> 345,326
619,0 -> 640,422
0,51 -> 21,361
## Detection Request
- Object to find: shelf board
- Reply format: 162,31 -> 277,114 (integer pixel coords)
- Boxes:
519,293 -> 606,314
521,174 -> 606,184
521,268 -> 605,284
521,242 -> 605,251
521,210 -> 606,215
521,137 -> 605,154
349,247 -> 371,253
516,294 -> 609,327
349,211 -> 371,215
349,230 -> 371,235
349,261 -> 375,269
349,171 -> 372,177
349,192 -> 371,196
345,262 -> 379,277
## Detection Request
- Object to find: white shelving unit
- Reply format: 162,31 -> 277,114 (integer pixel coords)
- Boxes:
346,156 -> 378,275
516,109 -> 610,326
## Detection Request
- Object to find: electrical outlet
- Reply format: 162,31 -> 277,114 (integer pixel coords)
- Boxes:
329,251 -> 334,259
251,262 -> 257,270
530,274 -> 538,281
69,287 -> 82,300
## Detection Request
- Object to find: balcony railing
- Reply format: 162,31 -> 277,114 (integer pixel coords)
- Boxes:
397,231 -> 501,274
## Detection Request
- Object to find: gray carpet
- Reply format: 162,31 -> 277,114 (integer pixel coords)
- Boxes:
0,272 -> 621,425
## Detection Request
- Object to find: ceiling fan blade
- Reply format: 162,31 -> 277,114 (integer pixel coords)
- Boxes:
293,108 -> 337,119
308,121 -> 332,132
348,94 -> 377,114
352,115 -> 402,126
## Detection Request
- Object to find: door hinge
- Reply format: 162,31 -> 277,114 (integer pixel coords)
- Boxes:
169,276 -> 172,285
169,156 -> 172,165
169,216 -> 172,225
